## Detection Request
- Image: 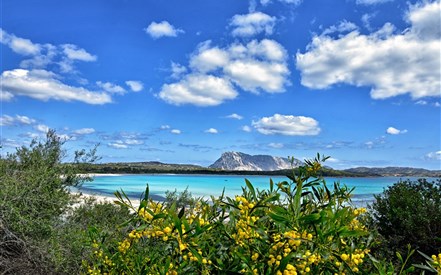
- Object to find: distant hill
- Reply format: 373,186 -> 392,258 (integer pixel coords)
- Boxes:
343,167 -> 441,177
78,154 -> 440,178
209,151 -> 302,171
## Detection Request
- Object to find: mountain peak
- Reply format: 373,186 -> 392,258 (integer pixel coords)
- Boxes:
209,151 -> 302,171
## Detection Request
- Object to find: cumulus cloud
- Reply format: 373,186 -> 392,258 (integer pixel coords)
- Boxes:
296,0 -> 441,100
125,80 -> 143,92
171,129 -> 181,134
229,12 -> 276,37
170,62 -> 187,79
160,38 -> 290,106
73,128 -> 95,135
1,29 -> 97,73
190,43 -> 229,73
1,69 -> 112,104
96,81 -> 126,94
0,114 -> 36,126
192,39 -> 289,93
226,113 -> 243,120
425,150 -> 441,160
61,44 -> 97,61
205,128 -> 218,134
252,114 -> 320,136
158,74 -> 237,106
145,21 -> 184,39
386,126 -> 407,135
0,28 -> 40,55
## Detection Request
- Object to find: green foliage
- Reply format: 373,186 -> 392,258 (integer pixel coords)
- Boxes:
369,178 -> 441,265
84,154 -> 385,274
165,187 -> 197,209
0,130 -> 110,274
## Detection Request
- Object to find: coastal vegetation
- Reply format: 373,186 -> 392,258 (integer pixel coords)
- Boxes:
77,162 -> 440,178
0,132 -> 440,274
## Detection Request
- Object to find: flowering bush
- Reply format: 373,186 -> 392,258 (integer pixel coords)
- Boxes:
83,155 -> 438,274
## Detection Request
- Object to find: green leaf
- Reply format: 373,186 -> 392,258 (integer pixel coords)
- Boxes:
268,212 -> 290,223
299,213 -> 321,223
396,251 -> 403,262
245,178 -> 256,201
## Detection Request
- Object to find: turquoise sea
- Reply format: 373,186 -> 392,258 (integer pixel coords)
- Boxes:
77,174 -> 434,205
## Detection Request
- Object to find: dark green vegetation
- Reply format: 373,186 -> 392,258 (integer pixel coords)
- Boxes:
0,132 -> 440,274
0,131 -> 129,274
370,178 -> 441,265
78,160 -> 440,178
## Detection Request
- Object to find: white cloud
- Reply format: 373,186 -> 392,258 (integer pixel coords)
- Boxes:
0,115 -> 15,126
0,114 -> 36,126
361,13 -> 376,30
296,0 -> 441,100
1,91 -> 14,101
416,100 -> 428,105
145,21 -> 184,39
0,28 -> 41,55
242,125 -> 252,132
226,113 -> 243,120
1,69 -> 112,104
160,39 -> 289,106
205,128 -> 218,134
229,12 -> 276,37
190,43 -> 229,73
356,0 -> 393,5
171,129 -> 181,134
35,124 -> 49,133
73,128 -> 95,135
252,114 -> 320,136
327,157 -> 340,163
386,126 -> 407,135
125,80 -> 143,92
158,74 -> 237,106
1,29 -> 97,74
160,125 -> 171,130
124,139 -> 143,145
322,20 -> 358,35
96,81 -> 126,94
435,102 -> 441,107
62,44 -> 97,61
170,62 -> 187,79
268,142 -> 284,148
425,150 -> 441,160
108,142 -> 128,149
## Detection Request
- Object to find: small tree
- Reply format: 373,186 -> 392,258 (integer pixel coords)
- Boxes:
370,178 -> 441,264
0,130 -> 99,273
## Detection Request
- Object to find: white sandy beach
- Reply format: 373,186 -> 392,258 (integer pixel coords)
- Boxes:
70,189 -> 141,208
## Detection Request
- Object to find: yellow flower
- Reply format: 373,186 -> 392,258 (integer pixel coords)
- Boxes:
341,254 -> 349,261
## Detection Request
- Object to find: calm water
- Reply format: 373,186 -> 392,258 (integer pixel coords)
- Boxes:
78,174 -> 434,205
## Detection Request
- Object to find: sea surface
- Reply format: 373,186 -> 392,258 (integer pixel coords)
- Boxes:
77,174 -> 435,206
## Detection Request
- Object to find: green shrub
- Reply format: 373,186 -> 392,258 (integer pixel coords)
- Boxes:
84,155 -> 383,274
0,130 -> 101,274
369,178 -> 441,266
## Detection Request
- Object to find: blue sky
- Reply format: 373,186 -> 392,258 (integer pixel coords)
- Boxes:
1,0 -> 440,169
